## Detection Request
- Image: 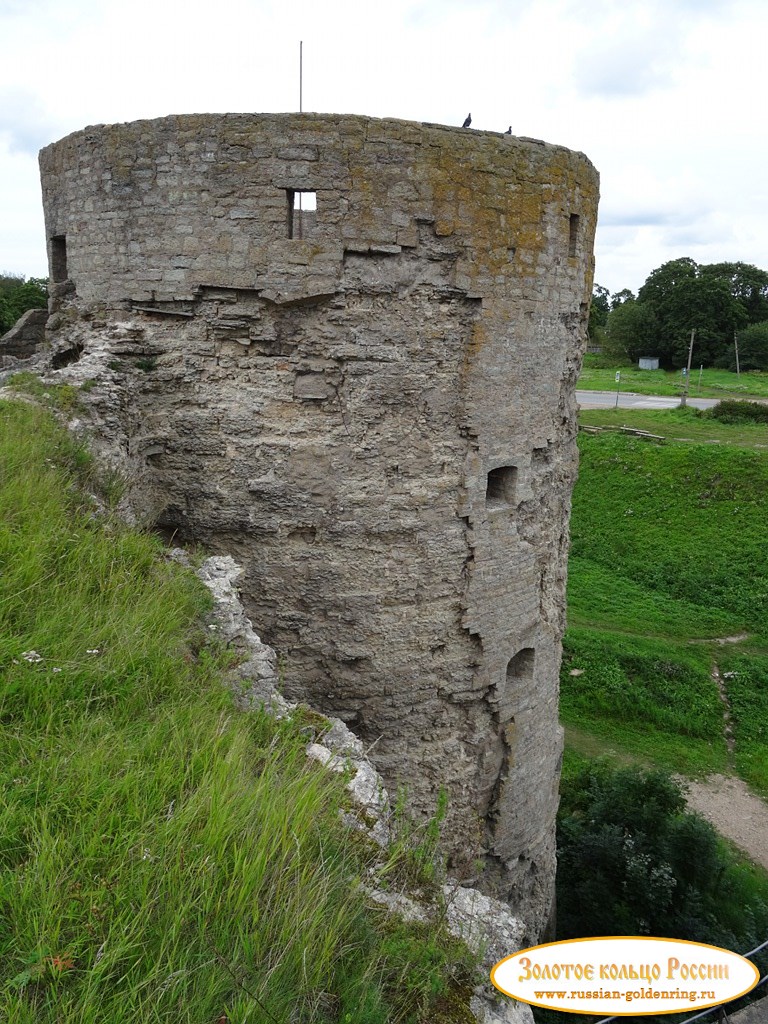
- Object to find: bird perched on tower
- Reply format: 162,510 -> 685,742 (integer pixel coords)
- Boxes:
462,113 -> 472,128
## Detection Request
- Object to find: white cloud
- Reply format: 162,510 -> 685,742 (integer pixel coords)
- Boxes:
0,0 -> 767,295
0,88 -> 66,155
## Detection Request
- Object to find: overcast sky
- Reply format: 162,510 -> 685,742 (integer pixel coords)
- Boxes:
1,0 -> 765,296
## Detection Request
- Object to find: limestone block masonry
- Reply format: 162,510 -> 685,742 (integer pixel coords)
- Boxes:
39,112 -> 599,940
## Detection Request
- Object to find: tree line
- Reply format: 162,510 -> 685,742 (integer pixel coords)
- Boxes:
0,274 -> 48,336
590,258 -> 768,370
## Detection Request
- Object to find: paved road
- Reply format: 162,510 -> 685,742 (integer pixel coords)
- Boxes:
577,389 -> 719,410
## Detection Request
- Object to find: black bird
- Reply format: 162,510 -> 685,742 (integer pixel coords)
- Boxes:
504,125 -> 512,134
462,113 -> 472,128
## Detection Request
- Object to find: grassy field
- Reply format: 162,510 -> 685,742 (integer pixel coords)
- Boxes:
562,408 -> 768,795
579,355 -> 768,399
579,404 -> 768,447
0,398 -> 474,1024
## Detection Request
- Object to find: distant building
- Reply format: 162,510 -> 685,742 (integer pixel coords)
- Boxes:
639,356 -> 660,370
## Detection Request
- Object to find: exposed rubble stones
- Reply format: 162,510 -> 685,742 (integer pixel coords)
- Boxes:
190,552 -> 279,706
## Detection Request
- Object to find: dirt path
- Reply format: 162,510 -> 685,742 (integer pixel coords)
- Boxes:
682,658 -> 768,873
683,774 -> 768,872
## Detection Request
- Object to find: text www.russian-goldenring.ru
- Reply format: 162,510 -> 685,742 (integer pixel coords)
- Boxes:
534,988 -> 717,1004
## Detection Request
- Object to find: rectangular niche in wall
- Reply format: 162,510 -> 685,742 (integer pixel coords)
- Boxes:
568,214 -> 580,258
287,190 -> 317,240
51,235 -> 68,282
486,465 -> 518,509
506,647 -> 535,693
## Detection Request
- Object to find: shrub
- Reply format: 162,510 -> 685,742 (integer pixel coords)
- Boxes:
706,399 -> 768,424
557,762 -> 768,953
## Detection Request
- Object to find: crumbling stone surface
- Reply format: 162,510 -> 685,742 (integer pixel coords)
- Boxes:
187,552 -> 279,705
443,885 -> 526,972
470,993 -> 534,1024
192,550 -> 390,842
730,996 -> 768,1024
38,112 -> 598,939
365,884 -> 534,1024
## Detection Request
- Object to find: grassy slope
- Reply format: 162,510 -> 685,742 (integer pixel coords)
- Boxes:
0,399 -> 473,1024
562,410 -> 768,793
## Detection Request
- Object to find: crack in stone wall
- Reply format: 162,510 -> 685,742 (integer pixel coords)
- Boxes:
38,112 -> 599,940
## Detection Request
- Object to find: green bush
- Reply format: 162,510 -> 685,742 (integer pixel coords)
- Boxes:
557,762 -> 768,952
580,352 -> 630,370
706,399 -> 768,424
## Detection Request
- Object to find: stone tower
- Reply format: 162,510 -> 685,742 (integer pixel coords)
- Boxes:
39,113 -> 599,939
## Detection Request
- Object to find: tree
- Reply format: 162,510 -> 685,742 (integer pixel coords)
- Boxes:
622,257 -> 768,367
700,262 -> 768,325
636,257 -> 699,364
0,274 -> 48,335
588,284 -> 610,343
610,287 -> 635,309
719,320 -> 768,371
669,275 -> 747,366
604,297 -> 656,362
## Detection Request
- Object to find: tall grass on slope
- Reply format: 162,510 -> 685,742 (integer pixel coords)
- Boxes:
0,400 -> 468,1023
563,428 -> 768,787
570,432 -> 768,637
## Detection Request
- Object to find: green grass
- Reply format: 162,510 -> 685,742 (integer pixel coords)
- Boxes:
561,628 -> 728,776
0,399 -> 474,1023
579,404 -> 768,448
567,556 -> 747,639
570,432 -> 768,634
563,414 -> 768,793
717,652 -> 768,795
579,355 -> 768,399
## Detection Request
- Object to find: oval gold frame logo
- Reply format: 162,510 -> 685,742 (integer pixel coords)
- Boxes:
491,936 -> 760,1016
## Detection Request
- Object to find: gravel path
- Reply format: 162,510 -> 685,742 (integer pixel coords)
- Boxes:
683,774 -> 768,872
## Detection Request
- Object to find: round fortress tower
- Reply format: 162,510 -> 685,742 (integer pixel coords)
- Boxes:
39,113 -> 599,938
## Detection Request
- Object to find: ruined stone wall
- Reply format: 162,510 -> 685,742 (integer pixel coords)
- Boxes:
39,113 -> 598,939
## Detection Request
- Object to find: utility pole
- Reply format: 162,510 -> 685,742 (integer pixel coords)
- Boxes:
680,328 -> 695,408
